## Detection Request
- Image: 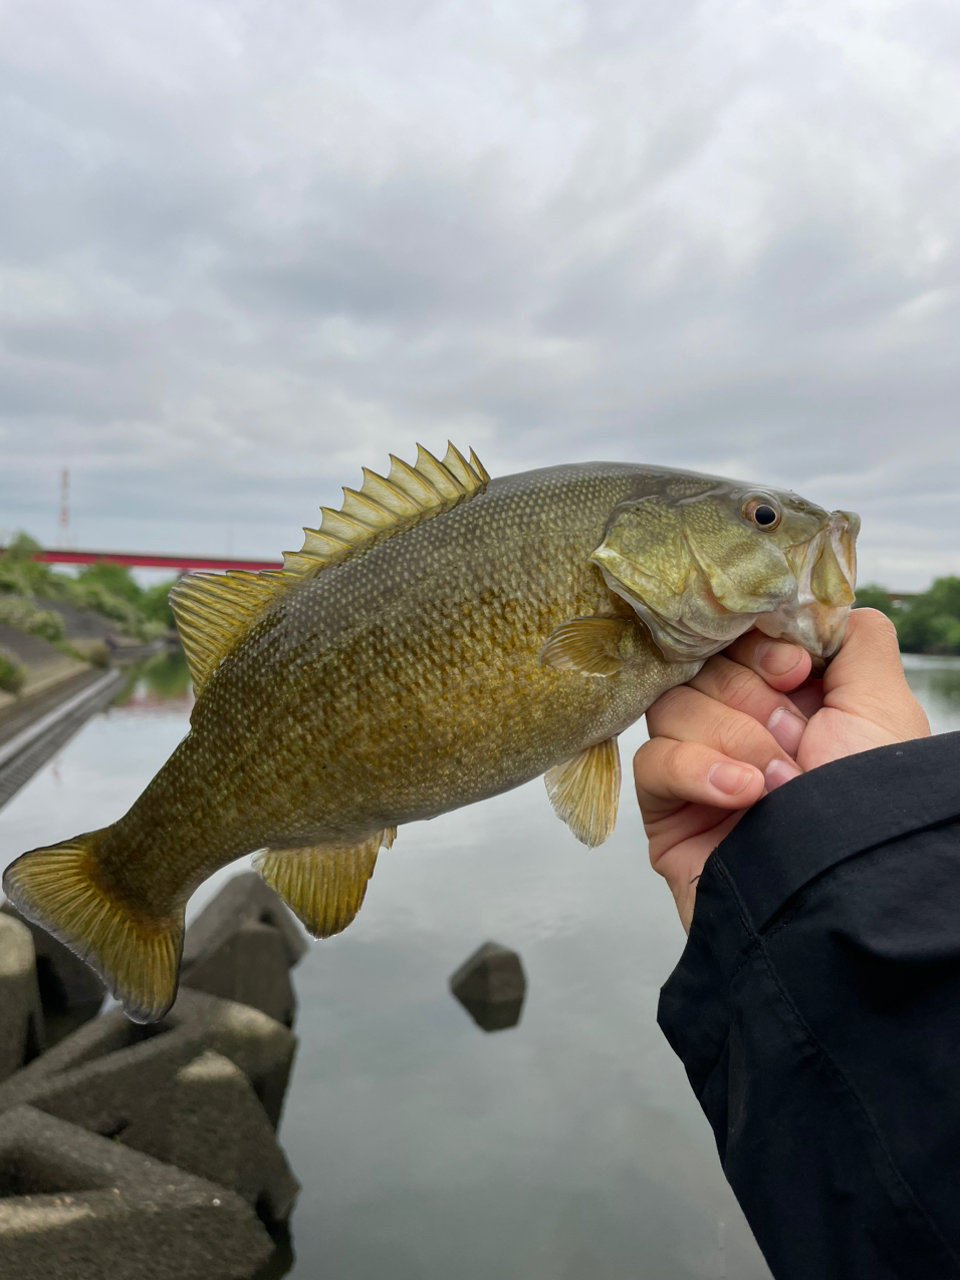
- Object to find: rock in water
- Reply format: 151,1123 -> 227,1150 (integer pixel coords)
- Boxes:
449,941 -> 526,1032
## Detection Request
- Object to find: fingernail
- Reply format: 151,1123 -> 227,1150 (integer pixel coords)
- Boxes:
708,761 -> 755,796
757,640 -> 804,676
766,706 -> 806,756
764,758 -> 802,791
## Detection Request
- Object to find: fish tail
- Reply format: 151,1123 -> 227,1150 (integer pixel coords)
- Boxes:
2,831 -> 183,1024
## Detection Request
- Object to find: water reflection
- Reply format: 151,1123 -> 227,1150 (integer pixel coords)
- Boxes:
903,654 -> 960,734
454,994 -> 525,1032
929,668 -> 960,703
111,647 -> 193,711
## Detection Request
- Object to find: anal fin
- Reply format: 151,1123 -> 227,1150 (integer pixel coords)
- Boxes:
544,738 -> 621,847
252,829 -> 394,938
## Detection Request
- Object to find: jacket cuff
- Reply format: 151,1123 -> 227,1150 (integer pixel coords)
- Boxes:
658,731 -> 960,1096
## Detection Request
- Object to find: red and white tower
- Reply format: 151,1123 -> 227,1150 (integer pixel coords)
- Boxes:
58,468 -> 70,548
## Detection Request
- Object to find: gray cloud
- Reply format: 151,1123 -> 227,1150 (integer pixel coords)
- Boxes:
0,0 -> 958,585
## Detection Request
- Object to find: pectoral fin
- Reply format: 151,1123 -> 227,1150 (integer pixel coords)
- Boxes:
539,617 -> 633,677
544,738 -> 621,847
252,829 -> 394,938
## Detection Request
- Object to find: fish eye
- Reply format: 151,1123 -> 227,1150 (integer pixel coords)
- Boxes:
742,497 -> 782,530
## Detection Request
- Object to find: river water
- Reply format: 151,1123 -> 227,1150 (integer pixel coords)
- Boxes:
0,650 -> 957,1279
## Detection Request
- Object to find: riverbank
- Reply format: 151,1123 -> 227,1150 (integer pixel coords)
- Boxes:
0,666 -> 126,811
0,620 -> 171,811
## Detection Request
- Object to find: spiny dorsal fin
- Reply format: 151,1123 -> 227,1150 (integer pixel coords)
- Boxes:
170,442 -> 489,696
284,441 -> 489,575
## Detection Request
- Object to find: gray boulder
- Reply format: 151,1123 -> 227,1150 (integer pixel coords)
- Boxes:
183,920 -> 297,1030
0,986 -> 297,1132
121,1049 -> 299,1224
0,1104 -> 275,1280
0,914 -> 44,1081
449,941 -> 526,1032
180,873 -> 308,1027
1,899 -> 104,1045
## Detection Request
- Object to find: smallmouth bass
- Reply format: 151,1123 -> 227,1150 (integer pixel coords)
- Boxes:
3,445 -> 859,1021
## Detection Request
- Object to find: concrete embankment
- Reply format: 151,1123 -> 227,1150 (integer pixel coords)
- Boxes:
0,873 -> 305,1280
0,624 -> 91,710
0,666 -> 124,811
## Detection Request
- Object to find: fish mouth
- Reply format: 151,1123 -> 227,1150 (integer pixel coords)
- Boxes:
755,510 -> 860,669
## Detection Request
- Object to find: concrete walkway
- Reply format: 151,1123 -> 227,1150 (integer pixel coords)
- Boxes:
0,667 -> 124,811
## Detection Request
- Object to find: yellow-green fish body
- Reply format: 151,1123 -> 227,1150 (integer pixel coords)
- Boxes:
3,448 -> 859,1022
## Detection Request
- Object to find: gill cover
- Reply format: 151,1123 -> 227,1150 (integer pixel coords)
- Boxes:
590,483 -> 859,664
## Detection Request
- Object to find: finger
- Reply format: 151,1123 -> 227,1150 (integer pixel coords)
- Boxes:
653,810 -> 745,933
646,684 -> 805,782
687,653 -> 809,757
788,678 -> 825,720
720,629 -> 813,692
824,610 -> 930,739
633,736 -> 766,821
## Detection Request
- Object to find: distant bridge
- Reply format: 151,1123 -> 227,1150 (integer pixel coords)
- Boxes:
20,548 -> 283,574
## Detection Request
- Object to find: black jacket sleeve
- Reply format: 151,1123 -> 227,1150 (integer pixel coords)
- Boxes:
658,732 -> 960,1280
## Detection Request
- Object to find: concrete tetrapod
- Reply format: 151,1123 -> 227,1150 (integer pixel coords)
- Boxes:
448,941 -> 527,1032
1,900 -> 104,1045
180,873 -> 308,1028
0,987 -> 297,1133
0,913 -> 44,1082
121,1049 -> 299,1224
0,1104 -> 274,1280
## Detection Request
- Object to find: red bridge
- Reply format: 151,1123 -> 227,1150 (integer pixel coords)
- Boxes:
25,548 -> 283,574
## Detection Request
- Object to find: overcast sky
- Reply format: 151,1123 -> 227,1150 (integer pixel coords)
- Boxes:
1,0 -> 958,587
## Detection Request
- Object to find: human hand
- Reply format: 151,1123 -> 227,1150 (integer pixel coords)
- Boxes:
633,609 -> 931,931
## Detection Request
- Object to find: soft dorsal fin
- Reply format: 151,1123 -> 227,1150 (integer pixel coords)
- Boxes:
170,570 -> 286,700
170,442 -> 489,696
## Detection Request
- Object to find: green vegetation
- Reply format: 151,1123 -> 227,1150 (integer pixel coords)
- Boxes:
112,648 -> 191,706
0,652 -> 25,694
855,577 -> 960,655
0,532 -> 177,645
850,583 -> 897,619
0,594 -> 64,641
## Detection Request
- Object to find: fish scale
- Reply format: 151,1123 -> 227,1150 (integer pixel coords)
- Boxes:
3,449 -> 858,1022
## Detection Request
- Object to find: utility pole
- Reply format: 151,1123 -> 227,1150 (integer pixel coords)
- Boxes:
58,468 -> 70,548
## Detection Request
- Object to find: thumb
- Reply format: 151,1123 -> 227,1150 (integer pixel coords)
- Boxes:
823,609 -> 930,742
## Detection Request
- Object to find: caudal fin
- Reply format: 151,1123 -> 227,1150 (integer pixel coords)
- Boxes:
2,833 -> 183,1023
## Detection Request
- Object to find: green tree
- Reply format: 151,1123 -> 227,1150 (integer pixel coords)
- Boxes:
75,561 -> 144,606
0,533 -> 59,597
140,578 -> 178,630
853,584 -> 896,618
896,576 -> 960,655
0,536 -> 168,643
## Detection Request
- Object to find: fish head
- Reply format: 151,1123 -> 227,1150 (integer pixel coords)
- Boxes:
591,472 -> 859,667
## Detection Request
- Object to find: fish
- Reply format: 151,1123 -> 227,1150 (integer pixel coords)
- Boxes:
2,445 -> 859,1022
